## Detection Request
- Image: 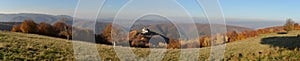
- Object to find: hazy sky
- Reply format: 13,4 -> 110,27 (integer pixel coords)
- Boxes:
0,0 -> 299,22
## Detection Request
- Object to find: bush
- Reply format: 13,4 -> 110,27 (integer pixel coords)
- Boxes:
52,21 -> 72,39
130,34 -> 149,48
11,25 -> 21,32
199,36 -> 211,47
167,39 -> 181,49
53,21 -> 68,34
20,20 -> 37,33
102,24 -> 113,43
37,22 -> 55,36
294,23 -> 300,30
227,31 -> 238,42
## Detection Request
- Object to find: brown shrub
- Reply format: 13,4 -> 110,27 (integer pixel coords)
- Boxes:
53,21 -> 68,33
181,40 -> 200,48
199,36 -> 211,47
237,33 -> 246,40
248,31 -> 258,37
58,27 -> 72,40
102,23 -> 113,43
294,23 -> 300,30
167,39 -> 181,49
52,21 -> 72,39
227,31 -> 238,42
130,34 -> 149,48
11,25 -> 21,32
129,30 -> 138,40
37,22 -> 54,36
20,20 -> 37,33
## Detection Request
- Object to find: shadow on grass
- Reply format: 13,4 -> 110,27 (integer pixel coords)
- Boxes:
261,36 -> 300,50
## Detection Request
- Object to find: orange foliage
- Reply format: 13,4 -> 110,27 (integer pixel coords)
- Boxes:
20,20 -> 37,33
167,39 -> 181,49
37,22 -> 54,36
102,23 -> 113,43
53,21 -> 69,33
227,31 -> 238,42
130,34 -> 149,48
199,36 -> 211,47
294,23 -> 300,30
11,25 -> 21,32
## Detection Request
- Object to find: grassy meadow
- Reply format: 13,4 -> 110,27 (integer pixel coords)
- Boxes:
0,30 -> 300,61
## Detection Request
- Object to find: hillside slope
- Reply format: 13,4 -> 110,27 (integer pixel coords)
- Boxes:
0,13 -> 73,24
0,22 -> 22,31
129,23 -> 253,39
0,30 -> 300,60
0,31 -> 75,60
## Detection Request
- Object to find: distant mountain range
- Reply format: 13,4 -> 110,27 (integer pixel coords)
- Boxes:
0,13 -> 73,24
0,13 -> 253,39
0,22 -> 22,31
0,13 -> 287,29
128,23 -> 252,39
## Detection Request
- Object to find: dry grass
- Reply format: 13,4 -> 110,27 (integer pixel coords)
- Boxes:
0,31 -> 75,60
0,30 -> 300,60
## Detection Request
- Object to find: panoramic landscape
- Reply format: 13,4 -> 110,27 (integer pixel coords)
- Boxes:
0,0 -> 300,61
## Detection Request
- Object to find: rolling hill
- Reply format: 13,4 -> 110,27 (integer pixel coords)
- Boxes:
1,30 -> 300,60
0,13 -> 252,39
129,23 -> 253,39
0,13 -> 73,24
0,21 -> 252,40
0,22 -> 22,31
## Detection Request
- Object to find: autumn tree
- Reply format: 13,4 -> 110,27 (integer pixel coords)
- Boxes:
53,21 -> 68,33
102,23 -> 113,43
20,20 -> 37,33
129,30 -> 138,40
199,36 -> 211,47
58,25 -> 72,40
227,31 -> 238,42
248,31 -> 258,37
130,34 -> 150,48
11,25 -> 21,32
167,39 -> 181,49
294,23 -> 300,30
284,18 -> 295,31
237,33 -> 246,40
37,22 -> 54,36
53,21 -> 72,39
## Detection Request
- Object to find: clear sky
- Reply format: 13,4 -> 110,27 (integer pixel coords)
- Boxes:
0,0 -> 299,22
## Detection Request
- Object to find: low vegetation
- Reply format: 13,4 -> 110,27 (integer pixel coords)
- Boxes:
1,29 -> 300,60
0,18 -> 299,60
9,19 -> 300,49
12,20 -> 72,39
0,31 -> 75,60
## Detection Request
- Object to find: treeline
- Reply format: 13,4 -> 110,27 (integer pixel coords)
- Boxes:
12,19 -> 72,40
11,20 -> 112,45
99,19 -> 300,49
10,19 -> 300,49
167,19 -> 300,49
